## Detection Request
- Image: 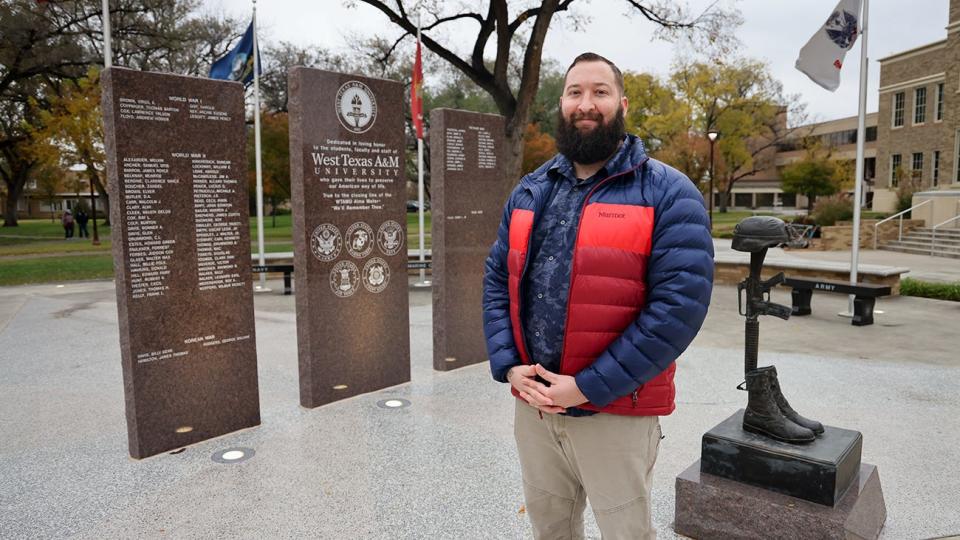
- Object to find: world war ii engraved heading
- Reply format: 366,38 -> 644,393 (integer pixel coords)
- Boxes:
336,81 -> 377,134
310,223 -> 342,262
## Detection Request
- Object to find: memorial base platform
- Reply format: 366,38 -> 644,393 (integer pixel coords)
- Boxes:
674,460 -> 886,539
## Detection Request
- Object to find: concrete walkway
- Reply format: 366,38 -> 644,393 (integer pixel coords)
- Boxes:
1,275 -> 958,539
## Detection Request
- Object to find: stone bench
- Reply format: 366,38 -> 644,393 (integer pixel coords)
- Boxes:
713,252 -> 909,295
251,264 -> 294,295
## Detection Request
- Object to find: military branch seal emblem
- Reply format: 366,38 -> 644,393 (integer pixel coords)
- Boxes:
336,81 -> 378,134
824,9 -> 858,50
363,257 -> 390,293
346,221 -> 374,258
377,220 -> 404,256
310,223 -> 342,262
329,261 -> 360,298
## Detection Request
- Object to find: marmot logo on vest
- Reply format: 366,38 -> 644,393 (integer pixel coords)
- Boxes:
598,211 -> 626,219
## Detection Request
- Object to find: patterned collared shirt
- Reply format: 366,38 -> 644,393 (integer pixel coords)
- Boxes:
520,143 -> 630,416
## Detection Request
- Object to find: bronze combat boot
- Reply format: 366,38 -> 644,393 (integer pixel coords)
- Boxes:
769,366 -> 824,435
743,366 -> 815,444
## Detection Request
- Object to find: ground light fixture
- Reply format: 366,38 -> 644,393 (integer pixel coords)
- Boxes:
376,398 -> 411,409
211,447 -> 256,464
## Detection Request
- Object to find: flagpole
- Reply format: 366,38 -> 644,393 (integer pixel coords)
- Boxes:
102,0 -> 112,68
97,0 -> 111,247
252,0 -> 268,292
415,11 -> 430,287
846,0 -> 869,316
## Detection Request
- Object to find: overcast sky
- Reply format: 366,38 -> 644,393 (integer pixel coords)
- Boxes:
216,0 -> 949,124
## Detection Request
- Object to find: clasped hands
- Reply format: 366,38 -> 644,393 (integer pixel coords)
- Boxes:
507,364 -> 588,414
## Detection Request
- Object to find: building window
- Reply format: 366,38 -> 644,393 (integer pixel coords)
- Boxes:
934,150 -> 941,186
912,152 -> 924,181
937,83 -> 944,122
914,87 -> 926,124
864,157 -> 876,180
734,193 -> 753,208
891,153 -> 902,187
781,193 -> 797,207
893,92 -> 905,127
956,130 -> 960,183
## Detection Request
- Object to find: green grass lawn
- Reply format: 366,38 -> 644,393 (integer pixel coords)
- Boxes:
0,219 -> 114,258
1,214 -> 434,286
0,254 -> 115,286
1,218 -> 112,238
710,210 -> 773,238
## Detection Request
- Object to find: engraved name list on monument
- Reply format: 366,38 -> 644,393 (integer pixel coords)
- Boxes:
102,68 -> 259,459
289,68 -> 410,408
430,109 -> 505,370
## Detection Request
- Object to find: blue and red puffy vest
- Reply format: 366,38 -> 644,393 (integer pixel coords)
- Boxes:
482,136 -> 714,416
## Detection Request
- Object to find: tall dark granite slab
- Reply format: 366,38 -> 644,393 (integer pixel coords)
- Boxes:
429,109 -> 506,371
101,67 -> 259,459
675,460 -> 886,539
288,67 -> 410,408
701,409 -> 863,506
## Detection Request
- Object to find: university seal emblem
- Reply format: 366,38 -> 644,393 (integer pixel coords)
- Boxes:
336,81 -> 378,134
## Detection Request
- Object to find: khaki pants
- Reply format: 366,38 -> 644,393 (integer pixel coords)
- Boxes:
514,400 -> 661,540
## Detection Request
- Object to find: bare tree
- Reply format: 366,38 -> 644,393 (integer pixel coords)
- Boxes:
351,0 -> 741,196
0,0 -> 240,226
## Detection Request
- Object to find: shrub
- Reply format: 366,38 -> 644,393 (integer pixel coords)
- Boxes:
894,170 -> 922,215
900,278 -> 960,302
811,195 -> 853,226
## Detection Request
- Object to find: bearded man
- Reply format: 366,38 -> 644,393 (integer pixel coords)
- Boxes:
482,52 -> 714,539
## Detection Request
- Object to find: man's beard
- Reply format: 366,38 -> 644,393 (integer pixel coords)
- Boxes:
555,106 -> 626,165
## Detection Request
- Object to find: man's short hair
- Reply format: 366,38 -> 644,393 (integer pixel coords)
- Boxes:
563,52 -> 625,96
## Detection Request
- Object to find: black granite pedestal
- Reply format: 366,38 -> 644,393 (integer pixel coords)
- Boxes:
701,409 -> 862,506
674,410 -> 886,539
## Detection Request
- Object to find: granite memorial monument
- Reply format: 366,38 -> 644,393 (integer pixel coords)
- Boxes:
101,67 -> 260,459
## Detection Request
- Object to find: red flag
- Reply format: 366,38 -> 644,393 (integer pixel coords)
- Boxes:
411,39 -> 424,139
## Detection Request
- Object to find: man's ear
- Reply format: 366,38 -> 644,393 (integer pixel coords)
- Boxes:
621,95 -> 629,116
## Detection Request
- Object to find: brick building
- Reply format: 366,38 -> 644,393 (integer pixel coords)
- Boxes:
0,166 -> 105,220
873,0 -> 960,214
718,113 -> 877,212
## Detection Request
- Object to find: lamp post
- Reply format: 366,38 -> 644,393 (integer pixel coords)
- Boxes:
707,130 -> 719,229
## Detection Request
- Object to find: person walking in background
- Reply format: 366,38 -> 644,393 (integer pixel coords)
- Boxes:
61,210 -> 75,239
75,209 -> 89,238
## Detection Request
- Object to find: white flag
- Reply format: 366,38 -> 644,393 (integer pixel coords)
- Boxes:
795,0 -> 862,91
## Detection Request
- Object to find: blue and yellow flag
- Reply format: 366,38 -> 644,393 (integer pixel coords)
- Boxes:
210,21 -> 260,85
